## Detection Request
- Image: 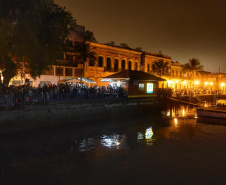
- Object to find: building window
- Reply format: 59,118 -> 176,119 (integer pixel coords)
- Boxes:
129,61 -> 132,70
57,52 -> 64,60
114,59 -> 119,72
66,40 -> 73,47
65,68 -> 73,76
98,56 -> 103,67
172,70 -> 174,76
107,57 -> 111,70
135,62 -> 138,70
147,63 -> 150,72
89,60 -> 95,66
122,60 -> 126,70
56,67 -> 64,76
74,61 -> 78,67
139,83 -> 144,91
66,54 -> 73,61
43,67 -> 54,75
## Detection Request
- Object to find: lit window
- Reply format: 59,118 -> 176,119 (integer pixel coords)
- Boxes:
139,84 -> 144,91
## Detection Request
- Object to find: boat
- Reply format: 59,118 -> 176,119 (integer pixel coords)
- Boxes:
196,106 -> 226,124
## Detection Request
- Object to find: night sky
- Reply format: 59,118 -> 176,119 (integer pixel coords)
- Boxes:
54,0 -> 226,73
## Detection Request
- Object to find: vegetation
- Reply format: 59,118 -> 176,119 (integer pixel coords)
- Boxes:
151,59 -> 170,77
84,30 -> 97,42
104,41 -> 116,46
74,43 -> 96,84
183,58 -> 203,77
0,0 -> 76,85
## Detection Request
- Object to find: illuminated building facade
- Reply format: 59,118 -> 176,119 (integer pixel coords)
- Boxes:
8,25 -> 226,93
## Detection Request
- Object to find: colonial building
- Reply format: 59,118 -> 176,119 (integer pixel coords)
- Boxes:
8,25 -> 226,93
9,25 -> 172,87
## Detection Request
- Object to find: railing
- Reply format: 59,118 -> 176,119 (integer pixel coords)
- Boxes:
0,95 -> 23,110
0,89 -> 128,111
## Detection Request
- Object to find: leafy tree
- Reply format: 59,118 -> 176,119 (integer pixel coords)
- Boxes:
183,58 -> 203,77
119,43 -> 131,49
104,41 -> 116,46
135,47 -> 143,51
75,43 -> 96,84
151,59 -> 170,77
0,0 -> 76,85
84,30 -> 97,42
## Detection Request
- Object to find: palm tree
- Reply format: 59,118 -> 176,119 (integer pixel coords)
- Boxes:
75,43 -> 96,84
183,58 -> 203,77
151,59 -> 170,77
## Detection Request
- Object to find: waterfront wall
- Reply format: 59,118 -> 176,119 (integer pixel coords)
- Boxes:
0,98 -> 163,134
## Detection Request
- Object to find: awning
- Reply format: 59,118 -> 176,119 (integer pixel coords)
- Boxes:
60,77 -> 96,83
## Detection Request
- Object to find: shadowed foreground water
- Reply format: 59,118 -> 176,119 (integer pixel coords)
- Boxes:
0,103 -> 226,185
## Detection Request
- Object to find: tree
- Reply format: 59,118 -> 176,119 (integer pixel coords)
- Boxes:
183,58 -> 203,77
84,30 -> 97,42
0,0 -> 76,85
135,47 -> 143,51
104,41 -> 116,46
75,43 -> 96,84
151,59 -> 170,77
119,43 -> 131,49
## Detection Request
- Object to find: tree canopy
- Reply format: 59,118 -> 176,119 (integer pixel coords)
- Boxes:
183,58 -> 204,72
151,59 -> 170,77
0,0 -> 76,85
84,30 -> 97,42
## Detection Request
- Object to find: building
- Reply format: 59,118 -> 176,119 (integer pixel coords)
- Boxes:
8,25 -> 226,93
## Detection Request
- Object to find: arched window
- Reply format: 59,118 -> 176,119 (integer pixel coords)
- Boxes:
107,57 -> 111,70
147,63 -> 150,72
89,60 -> 95,66
121,59 -> 126,70
114,59 -> 119,72
129,61 -> 132,70
98,56 -> 103,67
135,62 -> 138,70
172,70 -> 174,76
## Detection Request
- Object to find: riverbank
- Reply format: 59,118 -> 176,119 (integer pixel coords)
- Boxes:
0,98 -> 165,134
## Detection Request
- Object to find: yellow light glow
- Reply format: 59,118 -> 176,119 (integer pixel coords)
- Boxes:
176,80 -> 178,83
183,81 -> 186,85
182,108 -> 185,116
210,82 -> 213,85
168,80 -> 173,84
205,82 -> 209,85
174,118 -> 178,127
221,83 -> 225,87
195,81 -> 199,85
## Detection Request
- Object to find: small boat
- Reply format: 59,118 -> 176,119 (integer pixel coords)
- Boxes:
196,106 -> 226,124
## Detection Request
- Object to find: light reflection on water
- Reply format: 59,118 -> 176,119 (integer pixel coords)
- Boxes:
1,103 -> 226,185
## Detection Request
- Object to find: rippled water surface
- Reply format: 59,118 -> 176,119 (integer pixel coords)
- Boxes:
1,103 -> 226,185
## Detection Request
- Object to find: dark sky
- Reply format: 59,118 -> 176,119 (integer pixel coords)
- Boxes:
54,0 -> 226,73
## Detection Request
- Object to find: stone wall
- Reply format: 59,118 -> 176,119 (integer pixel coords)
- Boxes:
0,98 -> 163,134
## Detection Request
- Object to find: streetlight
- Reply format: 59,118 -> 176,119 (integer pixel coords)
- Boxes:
210,82 -> 213,93
221,83 -> 225,93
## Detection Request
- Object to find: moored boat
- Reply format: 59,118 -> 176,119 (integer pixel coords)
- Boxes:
196,106 -> 226,124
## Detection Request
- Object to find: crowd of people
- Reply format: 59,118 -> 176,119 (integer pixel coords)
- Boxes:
0,83 -> 126,105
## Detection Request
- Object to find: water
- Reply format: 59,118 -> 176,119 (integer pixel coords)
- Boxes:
1,103 -> 226,185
